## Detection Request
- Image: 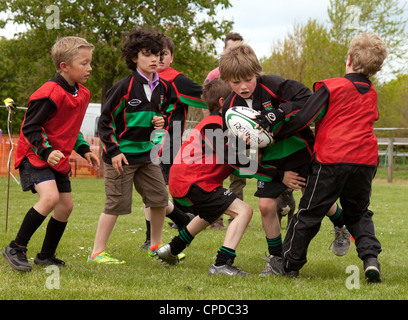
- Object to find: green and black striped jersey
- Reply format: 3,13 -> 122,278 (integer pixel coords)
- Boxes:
98,70 -> 172,165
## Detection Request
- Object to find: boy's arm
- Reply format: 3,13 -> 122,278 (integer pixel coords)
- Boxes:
97,86 -> 123,158
175,75 -> 207,109
21,98 -> 57,161
276,86 -> 330,138
73,131 -> 91,157
74,132 -> 100,170
158,78 -> 173,128
255,76 -> 312,134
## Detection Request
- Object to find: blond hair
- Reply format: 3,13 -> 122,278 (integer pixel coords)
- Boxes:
52,36 -> 94,72
347,33 -> 387,78
219,44 -> 262,82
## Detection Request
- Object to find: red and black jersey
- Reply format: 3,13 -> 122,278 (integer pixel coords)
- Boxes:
15,74 -> 91,174
169,112 -> 279,199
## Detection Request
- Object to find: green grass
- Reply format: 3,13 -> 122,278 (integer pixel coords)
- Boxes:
0,173 -> 407,301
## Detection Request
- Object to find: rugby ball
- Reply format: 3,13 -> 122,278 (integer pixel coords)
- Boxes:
225,106 -> 273,148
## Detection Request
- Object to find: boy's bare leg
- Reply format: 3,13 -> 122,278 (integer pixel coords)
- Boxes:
223,199 -> 253,249
52,192 -> 74,222
33,180 -> 60,216
186,216 -> 211,236
259,197 -> 280,239
149,206 -> 166,246
91,213 -> 118,255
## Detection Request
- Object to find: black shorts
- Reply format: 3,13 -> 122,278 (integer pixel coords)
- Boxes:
255,163 -> 310,198
19,158 -> 71,193
174,185 -> 237,224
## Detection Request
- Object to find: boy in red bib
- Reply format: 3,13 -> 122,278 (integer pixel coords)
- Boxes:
3,37 -> 99,271
267,33 -> 387,282
157,78 -> 277,275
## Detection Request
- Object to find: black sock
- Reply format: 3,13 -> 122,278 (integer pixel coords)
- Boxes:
38,217 -> 67,259
14,207 -> 46,247
169,227 -> 194,255
267,235 -> 282,257
329,205 -> 345,228
145,220 -> 151,242
215,246 -> 236,266
167,206 -> 191,229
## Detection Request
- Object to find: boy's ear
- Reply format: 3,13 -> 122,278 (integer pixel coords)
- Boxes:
59,62 -> 69,72
218,97 -> 225,107
346,55 -> 352,66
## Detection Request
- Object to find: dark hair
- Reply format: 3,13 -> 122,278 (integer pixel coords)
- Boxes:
201,78 -> 232,113
224,32 -> 243,46
122,27 -> 165,70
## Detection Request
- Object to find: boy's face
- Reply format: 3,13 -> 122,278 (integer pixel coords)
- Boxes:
228,75 -> 257,99
61,47 -> 93,86
132,49 -> 161,80
157,47 -> 173,73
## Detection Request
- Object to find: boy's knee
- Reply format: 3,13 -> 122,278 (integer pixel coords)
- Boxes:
241,203 -> 253,221
258,198 -> 276,216
41,191 -> 60,208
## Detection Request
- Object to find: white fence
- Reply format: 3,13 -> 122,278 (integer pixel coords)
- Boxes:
378,137 -> 408,183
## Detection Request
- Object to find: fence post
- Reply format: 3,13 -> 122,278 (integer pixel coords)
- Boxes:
387,138 -> 394,183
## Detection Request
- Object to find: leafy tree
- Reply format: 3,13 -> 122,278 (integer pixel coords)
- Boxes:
261,19 -> 344,89
0,0 -> 233,131
328,0 -> 407,77
376,75 -> 408,135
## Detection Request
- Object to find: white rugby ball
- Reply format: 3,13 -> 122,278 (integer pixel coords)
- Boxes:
225,106 -> 274,148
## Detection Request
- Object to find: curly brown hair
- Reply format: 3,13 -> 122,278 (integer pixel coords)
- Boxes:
121,27 -> 165,70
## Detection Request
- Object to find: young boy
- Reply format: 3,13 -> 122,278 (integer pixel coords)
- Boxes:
140,35 -> 205,249
88,28 -> 190,264
157,35 -> 207,180
219,44 -> 345,275
157,78 -> 278,275
204,32 -> 245,230
266,33 -> 387,282
3,36 -> 99,272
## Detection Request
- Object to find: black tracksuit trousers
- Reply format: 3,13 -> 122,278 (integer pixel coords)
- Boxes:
282,161 -> 382,271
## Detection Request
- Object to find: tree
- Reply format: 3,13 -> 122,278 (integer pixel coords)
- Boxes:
328,0 -> 407,77
0,0 -> 233,127
262,0 -> 407,86
261,19 -> 344,89
376,75 -> 408,135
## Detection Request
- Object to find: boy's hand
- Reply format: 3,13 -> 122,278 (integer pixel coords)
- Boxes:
112,153 -> 129,175
254,108 -> 285,133
84,152 -> 100,170
152,116 -> 165,129
47,150 -> 65,167
282,171 -> 306,190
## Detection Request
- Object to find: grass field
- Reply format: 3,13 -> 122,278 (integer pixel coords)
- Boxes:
0,169 -> 407,302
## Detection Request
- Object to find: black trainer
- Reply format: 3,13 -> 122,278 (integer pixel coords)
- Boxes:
364,257 -> 382,283
34,254 -> 66,266
268,255 -> 299,278
2,241 -> 32,272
